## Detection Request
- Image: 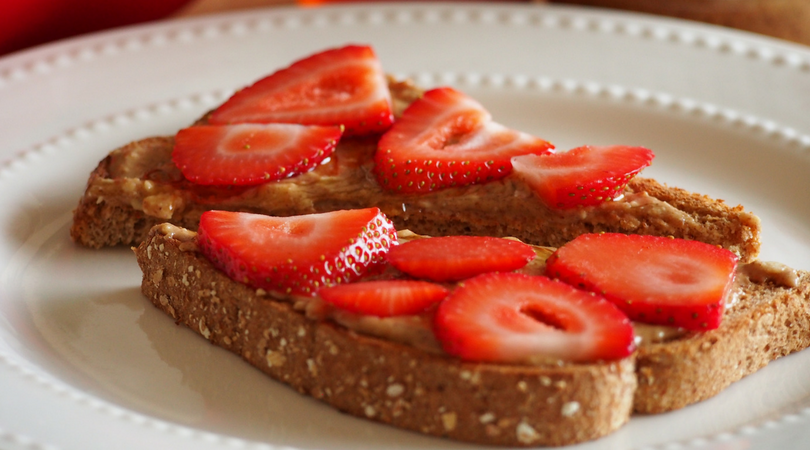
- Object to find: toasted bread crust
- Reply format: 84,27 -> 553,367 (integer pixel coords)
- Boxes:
71,156 -> 152,249
135,229 -> 636,446
635,271 -> 810,413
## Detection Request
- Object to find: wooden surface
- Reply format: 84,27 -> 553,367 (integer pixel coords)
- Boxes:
551,0 -> 810,45
175,0 -> 810,46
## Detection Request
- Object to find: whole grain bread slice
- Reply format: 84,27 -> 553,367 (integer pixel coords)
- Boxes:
135,225 -> 636,447
72,80 -> 762,262
134,223 -> 810,444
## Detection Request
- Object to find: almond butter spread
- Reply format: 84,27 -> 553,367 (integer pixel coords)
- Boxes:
738,260 -> 799,289
156,223 -> 198,251
632,323 -> 687,345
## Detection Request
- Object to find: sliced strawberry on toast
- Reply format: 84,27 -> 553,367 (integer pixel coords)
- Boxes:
197,208 -> 397,296
386,235 -> 536,282
434,272 -> 635,363
511,145 -> 654,209
545,233 -> 738,330
319,280 -> 449,317
173,123 -> 342,185
374,87 -> 554,193
208,45 -> 393,136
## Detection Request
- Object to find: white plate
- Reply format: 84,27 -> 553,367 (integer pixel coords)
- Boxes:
2,3 -> 810,449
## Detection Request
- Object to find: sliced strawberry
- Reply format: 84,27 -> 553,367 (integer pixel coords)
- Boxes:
197,208 -> 397,296
319,280 -> 449,317
545,233 -> 738,330
386,236 -> 536,282
434,273 -> 635,363
511,145 -> 654,209
209,45 -> 393,136
172,123 -> 341,186
374,87 -> 554,194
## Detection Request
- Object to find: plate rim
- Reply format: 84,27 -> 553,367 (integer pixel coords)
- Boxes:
2,3 -> 810,450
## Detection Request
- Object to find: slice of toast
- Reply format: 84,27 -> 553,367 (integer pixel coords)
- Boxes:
72,79 -> 762,263
135,224 -> 636,447
134,223 -> 810,444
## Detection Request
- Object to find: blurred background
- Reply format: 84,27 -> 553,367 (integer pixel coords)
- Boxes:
2,0 -> 809,57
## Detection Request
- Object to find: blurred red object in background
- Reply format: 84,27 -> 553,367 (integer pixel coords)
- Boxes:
0,0 -> 536,56
0,0 -> 192,56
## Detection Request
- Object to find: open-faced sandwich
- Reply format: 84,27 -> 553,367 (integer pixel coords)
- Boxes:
70,44 -> 809,446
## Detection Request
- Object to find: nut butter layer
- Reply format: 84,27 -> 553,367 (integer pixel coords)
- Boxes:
135,225 -> 636,447
72,130 -> 761,261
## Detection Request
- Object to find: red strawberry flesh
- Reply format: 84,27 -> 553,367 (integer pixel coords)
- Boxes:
374,87 -> 554,193
387,235 -> 536,282
209,45 -> 393,136
511,145 -> 654,209
545,233 -> 738,330
173,123 -> 342,186
434,273 -> 635,363
197,208 -> 397,296
319,280 -> 449,317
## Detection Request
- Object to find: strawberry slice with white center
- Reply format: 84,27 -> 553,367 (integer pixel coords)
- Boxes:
511,145 -> 654,209
173,123 -> 342,186
208,45 -> 393,136
434,273 -> 635,363
374,87 -> 554,194
319,280 -> 449,317
545,233 -> 738,330
386,236 -> 536,282
197,208 -> 397,296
